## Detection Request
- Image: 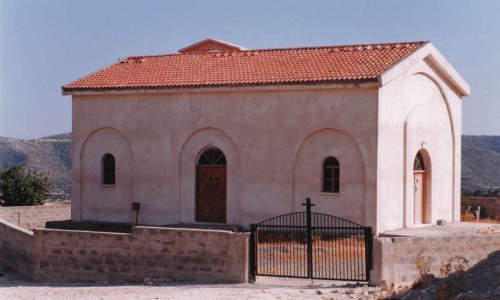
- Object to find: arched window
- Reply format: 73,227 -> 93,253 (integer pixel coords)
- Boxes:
413,151 -> 425,171
322,156 -> 340,193
101,153 -> 116,185
198,147 -> 227,166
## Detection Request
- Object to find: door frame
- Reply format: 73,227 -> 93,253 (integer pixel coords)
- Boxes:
195,165 -> 227,223
410,149 -> 431,226
413,170 -> 426,224
195,147 -> 227,223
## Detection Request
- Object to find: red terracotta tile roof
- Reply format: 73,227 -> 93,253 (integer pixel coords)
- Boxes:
63,41 -> 426,92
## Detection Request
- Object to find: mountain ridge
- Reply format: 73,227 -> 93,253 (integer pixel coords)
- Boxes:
462,135 -> 500,191
0,133 -> 72,199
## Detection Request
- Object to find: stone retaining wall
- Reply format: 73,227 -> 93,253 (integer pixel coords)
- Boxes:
0,220 -> 248,283
461,197 -> 500,218
0,205 -> 70,229
370,234 -> 500,285
0,219 -> 35,278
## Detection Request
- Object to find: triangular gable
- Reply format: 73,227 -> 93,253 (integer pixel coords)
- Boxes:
178,39 -> 247,53
379,42 -> 470,97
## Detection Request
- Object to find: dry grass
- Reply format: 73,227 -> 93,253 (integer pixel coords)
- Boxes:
461,212 -> 500,224
461,211 -> 477,222
256,235 -> 367,280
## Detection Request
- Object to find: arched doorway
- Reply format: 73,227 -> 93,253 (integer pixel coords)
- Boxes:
196,147 -> 227,223
413,151 -> 427,224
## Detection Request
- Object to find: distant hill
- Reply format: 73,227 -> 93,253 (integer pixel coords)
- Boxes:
0,133 -> 71,199
462,135 -> 500,192
0,133 -> 498,199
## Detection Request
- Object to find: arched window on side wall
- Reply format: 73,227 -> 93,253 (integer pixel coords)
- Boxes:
413,151 -> 425,171
322,156 -> 340,193
102,153 -> 116,185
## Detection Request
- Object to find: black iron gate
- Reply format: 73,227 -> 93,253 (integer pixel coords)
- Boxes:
249,198 -> 372,282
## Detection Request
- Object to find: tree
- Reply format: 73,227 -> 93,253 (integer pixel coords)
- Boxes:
0,165 -> 52,206
473,189 -> 483,197
461,189 -> 474,197
485,189 -> 500,197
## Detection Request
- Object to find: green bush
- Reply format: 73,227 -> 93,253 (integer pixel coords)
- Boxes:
0,165 -> 52,206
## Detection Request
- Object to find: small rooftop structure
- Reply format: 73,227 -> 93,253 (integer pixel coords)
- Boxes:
178,38 -> 247,53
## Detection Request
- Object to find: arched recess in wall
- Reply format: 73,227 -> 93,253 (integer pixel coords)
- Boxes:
410,72 -> 456,156
80,127 -> 134,223
402,73 -> 454,227
415,73 -> 457,221
178,127 -> 241,224
414,72 -> 456,134
292,128 -> 367,226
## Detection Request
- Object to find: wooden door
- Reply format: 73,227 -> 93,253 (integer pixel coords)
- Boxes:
196,166 -> 227,223
414,172 -> 425,224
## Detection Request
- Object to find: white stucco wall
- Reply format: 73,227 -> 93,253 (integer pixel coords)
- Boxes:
293,129 -> 368,223
377,58 -> 463,232
71,86 -> 379,229
75,127 -> 135,223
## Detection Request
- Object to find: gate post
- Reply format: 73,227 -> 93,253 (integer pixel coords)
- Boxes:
302,198 -> 315,279
249,224 -> 257,282
364,226 -> 373,282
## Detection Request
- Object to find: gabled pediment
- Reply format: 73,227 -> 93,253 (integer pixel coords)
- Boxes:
379,42 -> 470,97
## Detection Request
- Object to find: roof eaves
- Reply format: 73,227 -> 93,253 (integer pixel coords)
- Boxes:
61,57 -> 130,96
62,78 -> 379,95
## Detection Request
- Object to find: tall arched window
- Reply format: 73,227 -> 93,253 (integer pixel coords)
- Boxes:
322,156 -> 340,193
413,151 -> 425,171
101,153 -> 116,185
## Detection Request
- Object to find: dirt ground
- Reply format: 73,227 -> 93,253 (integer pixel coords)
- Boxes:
0,269 -> 389,300
392,250 -> 500,300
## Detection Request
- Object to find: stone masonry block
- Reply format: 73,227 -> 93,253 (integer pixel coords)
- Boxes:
192,257 -> 208,265
199,266 -> 211,272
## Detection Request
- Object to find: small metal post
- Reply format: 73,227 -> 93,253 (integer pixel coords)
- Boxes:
132,202 -> 141,226
17,212 -> 21,226
302,198 -> 315,279
364,227 -> 373,282
249,224 -> 257,282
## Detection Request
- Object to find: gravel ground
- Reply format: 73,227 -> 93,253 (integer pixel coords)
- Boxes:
0,270 -> 389,300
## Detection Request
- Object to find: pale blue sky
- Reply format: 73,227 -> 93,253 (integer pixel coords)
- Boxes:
1,0 -> 499,139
